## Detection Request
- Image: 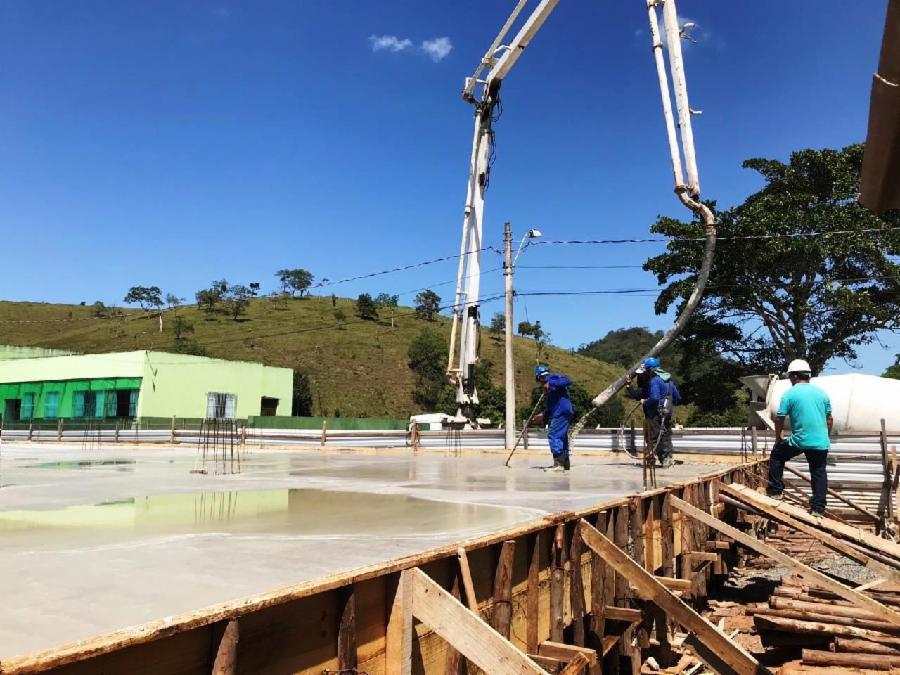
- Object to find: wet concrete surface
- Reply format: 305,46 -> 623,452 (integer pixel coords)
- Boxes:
0,442 -> 725,658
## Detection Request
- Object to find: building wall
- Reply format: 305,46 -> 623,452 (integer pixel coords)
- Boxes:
0,351 -> 292,421
0,345 -> 77,361
138,352 -> 291,419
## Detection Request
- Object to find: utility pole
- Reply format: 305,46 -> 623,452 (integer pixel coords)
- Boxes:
503,222 -> 515,451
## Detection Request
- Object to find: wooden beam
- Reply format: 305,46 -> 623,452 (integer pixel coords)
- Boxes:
783,464 -> 879,522
671,496 -> 900,628
684,552 -> 719,564
456,546 -> 479,614
408,567 -> 548,675
726,484 -> 900,563
603,606 -> 643,623
570,522 -> 587,646
655,577 -> 692,592
579,519 -> 771,675
550,524 -> 566,642
527,531 -> 541,654
211,619 -> 238,675
718,483 -> 900,579
492,540 -> 516,639
590,512 -> 607,646
386,571 -> 413,675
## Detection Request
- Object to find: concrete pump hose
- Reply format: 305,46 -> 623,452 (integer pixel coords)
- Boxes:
568,190 -> 716,443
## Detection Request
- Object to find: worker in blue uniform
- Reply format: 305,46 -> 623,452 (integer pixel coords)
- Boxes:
531,364 -> 574,472
625,357 -> 681,468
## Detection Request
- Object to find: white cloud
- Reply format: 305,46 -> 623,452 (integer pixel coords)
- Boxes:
369,34 -> 413,53
421,37 -> 453,62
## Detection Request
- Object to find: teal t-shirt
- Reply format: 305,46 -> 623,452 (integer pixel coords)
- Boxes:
777,383 -> 832,450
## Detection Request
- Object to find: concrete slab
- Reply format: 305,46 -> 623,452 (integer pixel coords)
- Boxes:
0,442 -> 727,658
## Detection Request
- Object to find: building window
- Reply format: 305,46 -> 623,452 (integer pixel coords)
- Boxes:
21,393 -> 35,420
43,392 -> 60,418
206,392 -> 236,420
74,391 -> 98,418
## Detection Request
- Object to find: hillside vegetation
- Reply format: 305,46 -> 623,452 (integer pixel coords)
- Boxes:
0,298 -> 620,419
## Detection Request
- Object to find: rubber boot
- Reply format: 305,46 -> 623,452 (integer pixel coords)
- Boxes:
544,456 -> 566,472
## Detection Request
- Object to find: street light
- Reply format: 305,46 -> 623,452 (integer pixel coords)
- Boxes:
503,224 -> 543,452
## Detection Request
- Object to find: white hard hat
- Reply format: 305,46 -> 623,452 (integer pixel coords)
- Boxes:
787,359 -> 811,374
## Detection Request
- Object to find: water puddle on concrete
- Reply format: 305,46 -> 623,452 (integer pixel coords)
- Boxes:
0,489 -> 532,544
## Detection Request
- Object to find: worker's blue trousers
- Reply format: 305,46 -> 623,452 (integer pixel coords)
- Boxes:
547,415 -> 571,461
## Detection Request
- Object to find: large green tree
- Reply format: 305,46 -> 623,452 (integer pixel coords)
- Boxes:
884,355 -> 900,380
645,145 -> 900,374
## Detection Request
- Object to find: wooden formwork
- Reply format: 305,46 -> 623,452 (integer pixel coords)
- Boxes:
0,462 -> 769,675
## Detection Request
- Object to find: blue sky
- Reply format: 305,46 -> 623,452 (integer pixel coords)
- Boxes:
0,1 -> 895,374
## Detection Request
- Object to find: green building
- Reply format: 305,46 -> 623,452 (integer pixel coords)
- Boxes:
0,350 -> 292,423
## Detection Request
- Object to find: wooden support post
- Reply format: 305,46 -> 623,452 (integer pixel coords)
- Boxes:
408,567 -> 548,675
337,586 -> 357,671
114,421 -> 120,443
590,512 -> 607,649
171,415 -> 176,444
550,524 -> 566,643
492,540 -> 516,639
527,532 -> 541,654
570,522 -> 586,646
57,417 -> 63,441
670,496 -> 900,628
211,619 -> 239,675
321,419 -> 327,448
386,572 -> 413,675
630,497 -> 651,658
558,652 -> 591,675
656,494 -> 674,666
457,547 -> 479,614
579,520 -> 770,675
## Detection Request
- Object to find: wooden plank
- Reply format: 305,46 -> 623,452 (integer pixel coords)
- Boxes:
719,483 -> 900,579
337,586 -> 357,671
550,524 -> 566,643
386,572 -> 413,675
446,566 -> 464,674
726,484 -> 900,563
457,547 -> 479,614
569,522 -> 586,646
782,464 -> 879,522
211,619 -> 239,675
590,512 -> 607,647
559,652 -> 591,675
603,606 -> 642,623
578,519 -> 769,675
527,532 -> 541,654
655,577 -> 692,592
408,567 -> 548,675
492,540 -> 516,639
671,496 -> 900,628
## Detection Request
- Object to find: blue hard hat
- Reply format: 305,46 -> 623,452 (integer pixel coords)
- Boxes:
535,364 -> 550,379
643,357 -> 661,370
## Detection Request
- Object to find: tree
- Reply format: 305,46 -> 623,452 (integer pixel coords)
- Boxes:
333,307 -> 347,327
489,313 -> 505,333
275,268 -> 314,297
123,286 -> 162,311
517,320 -> 535,336
884,354 -> 900,380
645,144 -> 900,374
195,288 -> 221,316
415,290 -> 441,321
225,284 -> 253,320
356,293 -> 378,320
291,371 -> 313,416
409,328 -> 450,409
91,301 -> 107,318
165,294 -> 183,311
249,282 -> 261,296
375,293 -> 399,308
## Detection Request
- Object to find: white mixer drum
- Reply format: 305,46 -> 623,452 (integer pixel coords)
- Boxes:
766,373 -> 900,434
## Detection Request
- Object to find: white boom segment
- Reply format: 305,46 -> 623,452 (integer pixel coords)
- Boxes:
448,0 -> 561,419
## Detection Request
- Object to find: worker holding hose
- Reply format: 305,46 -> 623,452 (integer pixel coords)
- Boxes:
625,357 -> 681,468
531,365 -> 573,472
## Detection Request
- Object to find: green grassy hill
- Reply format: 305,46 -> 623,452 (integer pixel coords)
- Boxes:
0,297 -> 620,418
